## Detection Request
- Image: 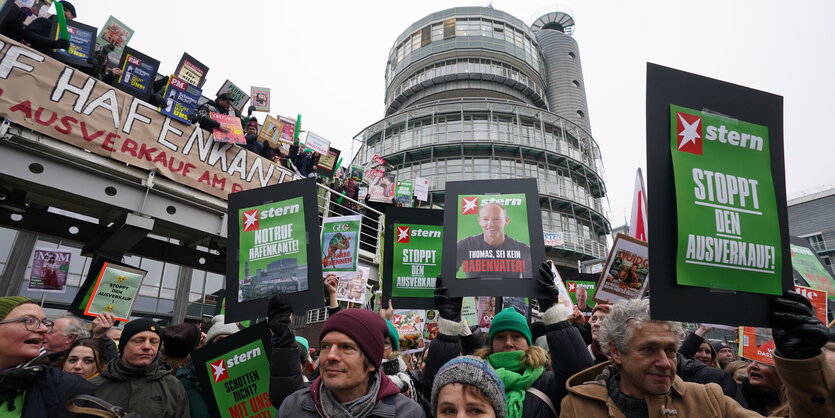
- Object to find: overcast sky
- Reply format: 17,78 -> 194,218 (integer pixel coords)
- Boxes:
69,0 -> 835,227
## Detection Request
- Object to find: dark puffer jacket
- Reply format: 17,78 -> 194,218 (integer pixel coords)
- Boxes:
90,358 -> 190,418
0,365 -> 94,418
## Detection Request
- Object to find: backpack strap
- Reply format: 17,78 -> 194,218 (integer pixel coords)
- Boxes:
65,394 -> 131,418
526,386 -> 557,417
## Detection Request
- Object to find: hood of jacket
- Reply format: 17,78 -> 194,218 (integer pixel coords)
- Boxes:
565,360 -> 689,403
100,357 -> 171,383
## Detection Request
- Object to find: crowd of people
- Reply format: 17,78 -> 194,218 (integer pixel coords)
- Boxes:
3,262 -> 833,417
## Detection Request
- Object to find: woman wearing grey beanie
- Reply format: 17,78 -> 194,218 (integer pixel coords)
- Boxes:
431,355 -> 506,417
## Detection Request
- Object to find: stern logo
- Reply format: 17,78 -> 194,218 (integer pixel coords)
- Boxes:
210,359 -> 229,383
461,197 -> 479,215
396,226 -> 410,243
676,112 -> 702,155
242,209 -> 259,232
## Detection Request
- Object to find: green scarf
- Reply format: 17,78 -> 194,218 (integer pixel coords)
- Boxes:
488,351 -> 544,418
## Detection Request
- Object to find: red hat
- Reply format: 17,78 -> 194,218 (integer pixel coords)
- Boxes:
319,309 -> 387,369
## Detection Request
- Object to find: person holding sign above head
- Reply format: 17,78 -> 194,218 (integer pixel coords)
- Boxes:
561,294 -> 834,417
21,1 -> 75,54
274,291 -> 425,417
456,202 -> 533,279
90,318 -> 190,418
0,296 -> 95,417
194,92 -> 238,133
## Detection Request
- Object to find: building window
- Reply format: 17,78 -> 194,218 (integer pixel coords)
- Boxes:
576,110 -> 585,118
444,19 -> 456,39
568,51 -> 576,59
806,234 -> 826,252
572,80 -> 580,87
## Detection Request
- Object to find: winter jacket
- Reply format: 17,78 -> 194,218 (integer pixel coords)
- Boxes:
90,358 -> 190,418
278,371 -> 425,417
676,352 -> 743,403
196,100 -> 237,132
175,363 -> 211,418
243,134 -> 276,160
288,144 -> 320,177
1,365 -> 95,418
382,357 -> 418,403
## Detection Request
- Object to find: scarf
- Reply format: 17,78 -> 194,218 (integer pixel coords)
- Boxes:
607,372 -> 648,418
318,370 -> 381,418
488,351 -> 544,418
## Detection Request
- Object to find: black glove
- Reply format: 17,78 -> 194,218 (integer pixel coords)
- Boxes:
52,38 -> 70,50
771,290 -> 829,360
267,293 -> 293,334
535,262 -> 560,311
433,275 -> 462,322
247,105 -> 256,117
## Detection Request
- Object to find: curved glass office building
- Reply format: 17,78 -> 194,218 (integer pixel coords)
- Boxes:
353,7 -> 610,265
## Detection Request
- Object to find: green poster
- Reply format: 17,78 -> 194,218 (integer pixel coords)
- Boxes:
321,215 -> 362,272
392,224 -> 442,298
455,194 -> 532,279
238,197 -> 308,302
394,181 -> 414,207
205,339 -> 275,417
566,280 -> 597,308
83,263 -> 144,321
670,105 -> 782,295
791,244 -> 835,301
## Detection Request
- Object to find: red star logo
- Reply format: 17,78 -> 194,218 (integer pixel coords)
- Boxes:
242,209 -> 259,232
396,226 -> 410,243
461,197 -> 479,215
210,359 -> 229,383
676,112 -> 702,155
567,282 -> 576,292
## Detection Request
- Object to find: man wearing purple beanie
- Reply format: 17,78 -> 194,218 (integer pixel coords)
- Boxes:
278,308 -> 424,417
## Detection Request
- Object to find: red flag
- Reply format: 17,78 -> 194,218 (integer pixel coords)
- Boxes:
629,168 -> 648,242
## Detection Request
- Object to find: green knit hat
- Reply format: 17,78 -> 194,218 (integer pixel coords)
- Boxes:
488,307 -> 531,345
386,320 -> 400,351
0,296 -> 35,320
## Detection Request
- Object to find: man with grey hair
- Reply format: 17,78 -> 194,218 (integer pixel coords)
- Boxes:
45,312 -> 119,364
561,295 -> 834,417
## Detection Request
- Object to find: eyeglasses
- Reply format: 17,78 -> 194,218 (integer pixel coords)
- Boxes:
0,315 -> 55,331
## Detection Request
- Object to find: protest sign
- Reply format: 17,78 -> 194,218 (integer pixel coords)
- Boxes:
357,186 -> 368,202
593,234 -> 649,304
477,296 -> 496,331
498,297 -> 530,319
368,171 -> 395,203
424,309 -> 439,342
303,131 -> 330,156
258,115 -> 294,155
176,52 -> 209,88
75,260 -> 146,322
50,19 -> 96,69
316,147 -> 341,177
394,181 -> 414,207
217,80 -> 251,114
192,322 -> 275,418
442,178 -> 546,298
97,15 -> 133,65
566,280 -> 597,309
211,113 -> 246,145
321,215 -> 362,271
383,207 -> 443,309
225,178 -> 323,319
28,247 -> 71,293
158,75 -> 202,124
547,261 -> 577,313
250,86 -> 270,113
543,232 -> 564,247
350,165 -> 365,183
646,63 -> 790,327
414,177 -> 429,202
461,297 -> 478,325
790,236 -> 835,300
114,47 -> 159,101
330,266 -> 370,305
392,309 -> 426,353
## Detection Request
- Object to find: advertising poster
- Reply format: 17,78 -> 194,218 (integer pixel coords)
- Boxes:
455,193 -> 532,279
28,247 -> 71,293
566,279 -> 597,315
329,266 -> 370,305
216,80 -> 251,114
670,104 -> 782,295
543,232 -> 564,247
383,207 -> 444,309
303,131 -> 330,156
392,309 -> 426,353
414,177 -> 429,202
363,155 -> 388,184
320,215 -> 362,271
192,322 -> 275,418
258,115 -> 293,155
52,20 -> 96,69
237,196 -> 309,303
175,52 -> 209,88
211,113 -> 246,145
277,116 -> 297,146
394,181 -> 414,207
115,47 -> 159,101
424,309 -> 439,342
159,75 -> 202,124
593,234 -> 649,304
316,147 -> 341,177
368,171 -> 395,203
790,239 -> 835,300
96,15 -> 133,64
350,165 -> 364,183
477,296 -> 496,331
250,86 -> 270,113
82,262 -> 146,322
224,179 -> 325,327
647,64 -> 790,327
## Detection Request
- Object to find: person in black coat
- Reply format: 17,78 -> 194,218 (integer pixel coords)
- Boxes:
21,1 -> 75,53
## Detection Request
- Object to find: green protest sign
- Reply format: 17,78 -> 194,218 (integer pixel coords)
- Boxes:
670,104 -> 782,295
394,181 -> 414,207
455,193 -> 532,279
192,322 -> 275,418
238,196 -> 309,302
791,243 -> 835,301
391,223 -> 442,298
82,262 -> 145,322
321,215 -> 362,272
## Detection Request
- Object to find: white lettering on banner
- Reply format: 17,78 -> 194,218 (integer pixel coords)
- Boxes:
402,249 -> 437,264
51,67 -> 95,113
227,347 -> 261,368
253,224 -> 293,245
0,44 -> 44,78
480,197 -> 522,207
411,228 -> 441,238
684,234 -> 775,272
259,204 -> 300,220
692,168 -> 760,211
704,124 -> 764,151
